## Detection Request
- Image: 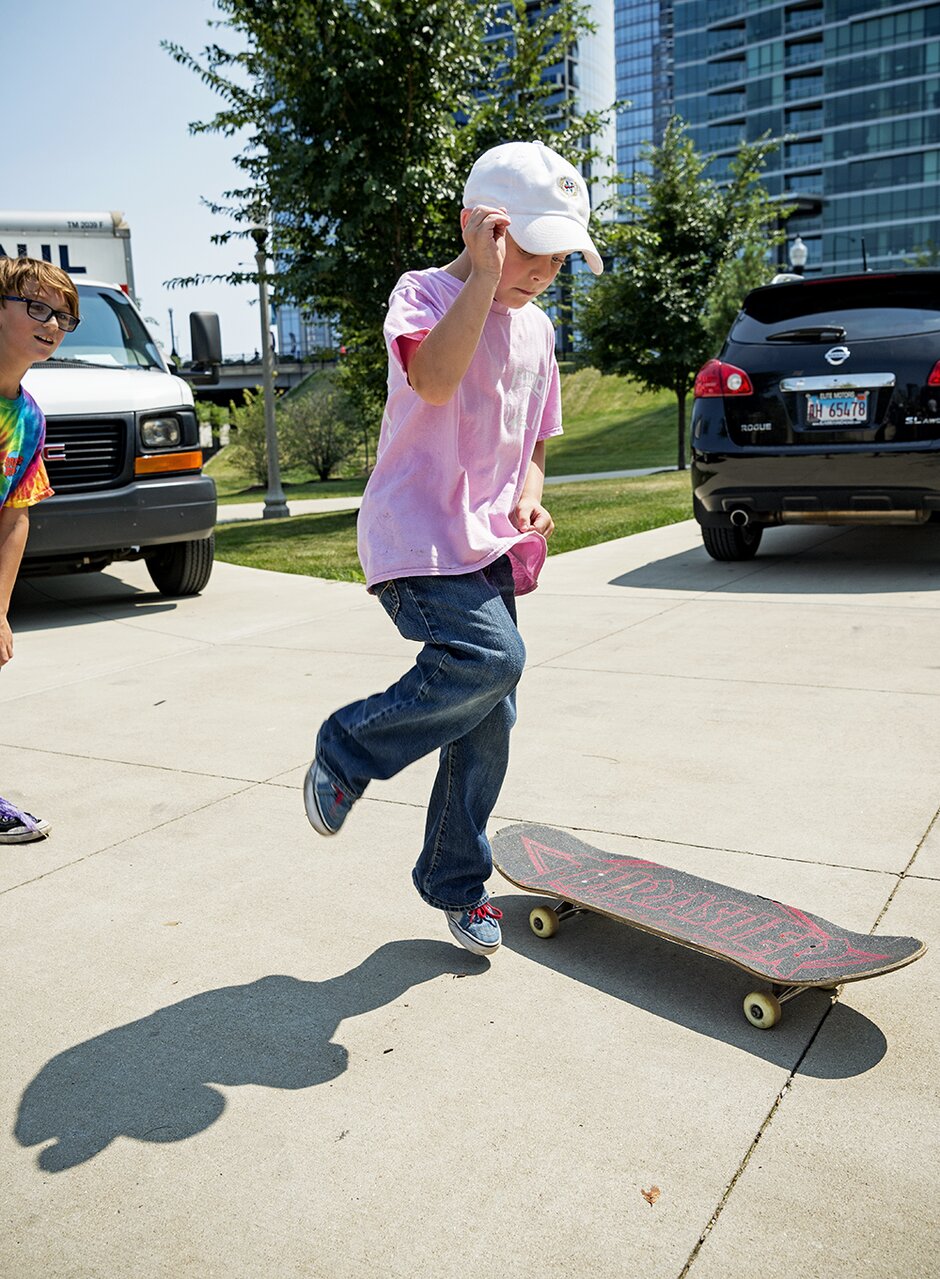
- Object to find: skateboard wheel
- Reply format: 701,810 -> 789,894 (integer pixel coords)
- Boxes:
743,992 -> 782,1029
529,906 -> 560,939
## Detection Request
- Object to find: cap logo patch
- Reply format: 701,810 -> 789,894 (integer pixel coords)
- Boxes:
558,176 -> 579,198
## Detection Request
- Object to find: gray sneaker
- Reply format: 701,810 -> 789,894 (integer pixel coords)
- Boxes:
445,901 -> 503,955
304,758 -> 353,835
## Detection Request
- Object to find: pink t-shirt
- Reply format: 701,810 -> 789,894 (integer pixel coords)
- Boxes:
357,268 -> 562,595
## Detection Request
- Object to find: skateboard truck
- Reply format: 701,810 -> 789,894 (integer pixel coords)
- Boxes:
527,900 -> 862,1030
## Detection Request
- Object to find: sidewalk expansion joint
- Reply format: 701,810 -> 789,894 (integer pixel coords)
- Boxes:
872,800 -> 940,933
539,819 -> 904,881
533,662 -> 940,700
0,781 -> 261,898
1,740 -> 260,785
676,1000 -> 835,1279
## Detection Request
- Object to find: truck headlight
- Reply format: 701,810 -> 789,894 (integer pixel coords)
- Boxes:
141,416 -> 182,448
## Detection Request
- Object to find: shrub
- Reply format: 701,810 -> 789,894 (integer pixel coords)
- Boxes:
226,388 -> 276,487
280,374 -> 361,482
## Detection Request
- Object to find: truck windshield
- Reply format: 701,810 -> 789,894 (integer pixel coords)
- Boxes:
56,284 -> 164,370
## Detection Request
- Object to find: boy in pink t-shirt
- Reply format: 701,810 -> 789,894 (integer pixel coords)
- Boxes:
0,256 -> 80,843
305,141 -> 603,954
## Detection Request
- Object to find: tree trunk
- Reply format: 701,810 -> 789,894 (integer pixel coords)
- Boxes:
676,388 -> 687,471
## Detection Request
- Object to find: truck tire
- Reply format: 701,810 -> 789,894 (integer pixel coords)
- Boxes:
145,535 -> 215,596
700,524 -> 763,561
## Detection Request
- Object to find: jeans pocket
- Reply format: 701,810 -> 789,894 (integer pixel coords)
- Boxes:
374,580 -> 400,623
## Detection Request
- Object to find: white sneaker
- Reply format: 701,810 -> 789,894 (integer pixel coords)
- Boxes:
0,799 -> 50,844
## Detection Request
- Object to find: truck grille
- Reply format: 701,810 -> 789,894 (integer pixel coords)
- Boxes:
43,420 -> 127,490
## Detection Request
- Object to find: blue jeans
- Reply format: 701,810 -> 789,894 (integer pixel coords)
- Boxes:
316,556 -> 524,911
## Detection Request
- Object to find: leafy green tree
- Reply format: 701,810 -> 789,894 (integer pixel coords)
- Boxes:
194,399 -> 230,435
165,0 -> 611,448
904,239 -> 940,267
579,118 -> 787,470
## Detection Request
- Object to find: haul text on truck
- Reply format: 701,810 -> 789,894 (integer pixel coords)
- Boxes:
0,211 -> 222,595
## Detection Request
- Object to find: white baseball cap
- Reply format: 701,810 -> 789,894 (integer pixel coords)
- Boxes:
463,140 -> 603,275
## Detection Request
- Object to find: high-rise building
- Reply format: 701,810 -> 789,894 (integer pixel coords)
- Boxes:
570,0 -> 620,181
614,0 -> 674,186
480,1 -> 618,349
273,302 -> 337,363
669,0 -> 940,274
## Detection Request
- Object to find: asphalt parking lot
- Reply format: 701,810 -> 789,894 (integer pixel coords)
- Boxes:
2,517 -> 938,1278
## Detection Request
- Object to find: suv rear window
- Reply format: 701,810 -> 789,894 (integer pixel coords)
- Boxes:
730,272 -> 940,342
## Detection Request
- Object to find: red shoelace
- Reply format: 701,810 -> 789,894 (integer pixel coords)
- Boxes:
467,902 -> 503,924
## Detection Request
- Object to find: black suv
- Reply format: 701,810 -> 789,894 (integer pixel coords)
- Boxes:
690,270 -> 940,560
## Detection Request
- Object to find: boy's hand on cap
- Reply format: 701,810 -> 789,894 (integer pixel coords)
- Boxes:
462,205 -> 510,282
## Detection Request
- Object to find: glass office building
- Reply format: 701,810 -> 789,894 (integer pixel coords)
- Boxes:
475,0 -> 619,349
483,0 -> 617,172
615,0 -> 674,185
274,302 -> 337,362
671,0 -> 940,274
575,0 -> 620,188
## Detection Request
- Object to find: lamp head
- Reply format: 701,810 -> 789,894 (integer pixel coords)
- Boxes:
789,235 -> 808,269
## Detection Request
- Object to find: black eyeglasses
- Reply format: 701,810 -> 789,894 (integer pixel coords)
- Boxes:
1,295 -> 81,332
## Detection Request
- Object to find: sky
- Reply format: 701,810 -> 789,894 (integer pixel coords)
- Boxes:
3,1 -> 260,360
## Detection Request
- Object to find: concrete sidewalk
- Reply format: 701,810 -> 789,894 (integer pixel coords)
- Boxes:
1,519 -> 938,1278
216,467 -> 672,522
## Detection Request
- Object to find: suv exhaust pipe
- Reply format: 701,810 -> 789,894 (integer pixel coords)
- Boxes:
729,508 -> 751,527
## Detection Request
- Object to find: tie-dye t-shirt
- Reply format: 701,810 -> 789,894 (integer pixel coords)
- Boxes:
0,387 -> 54,509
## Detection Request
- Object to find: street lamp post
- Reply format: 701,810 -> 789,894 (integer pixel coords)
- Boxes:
249,221 -> 290,519
829,232 -> 870,273
789,235 -> 808,276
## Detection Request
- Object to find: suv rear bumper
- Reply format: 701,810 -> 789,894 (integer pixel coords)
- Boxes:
23,475 -> 217,559
692,451 -> 940,527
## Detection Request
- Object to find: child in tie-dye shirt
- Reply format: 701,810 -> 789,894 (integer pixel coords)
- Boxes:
1,386 -> 54,509
0,256 -> 80,842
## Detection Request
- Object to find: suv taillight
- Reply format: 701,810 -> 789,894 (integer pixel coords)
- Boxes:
928,360 -> 940,386
693,358 -> 754,398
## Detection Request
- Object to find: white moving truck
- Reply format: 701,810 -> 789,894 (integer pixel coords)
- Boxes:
0,211 -> 221,595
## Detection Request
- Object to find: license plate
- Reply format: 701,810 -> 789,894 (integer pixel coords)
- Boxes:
806,390 -> 869,424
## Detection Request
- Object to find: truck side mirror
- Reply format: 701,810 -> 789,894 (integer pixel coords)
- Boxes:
182,312 -> 222,385
191,312 -> 222,365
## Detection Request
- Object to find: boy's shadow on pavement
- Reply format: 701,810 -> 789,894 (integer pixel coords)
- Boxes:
15,940 -> 484,1174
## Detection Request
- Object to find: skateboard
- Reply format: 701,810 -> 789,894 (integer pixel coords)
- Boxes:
492,823 -> 926,1029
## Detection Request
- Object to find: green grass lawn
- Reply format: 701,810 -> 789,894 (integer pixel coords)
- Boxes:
210,371 -> 691,579
206,369 -> 679,502
548,368 -> 678,474
206,447 -> 367,506
214,470 -> 692,581
545,470 -> 692,555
